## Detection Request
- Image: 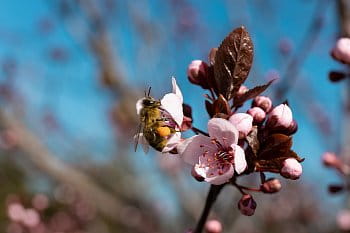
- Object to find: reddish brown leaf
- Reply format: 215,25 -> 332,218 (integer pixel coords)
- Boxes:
213,26 -> 254,100
213,94 -> 231,115
233,80 -> 274,107
246,126 -> 259,156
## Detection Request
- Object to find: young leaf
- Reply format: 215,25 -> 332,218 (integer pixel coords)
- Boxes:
246,126 -> 259,156
213,94 -> 231,115
233,80 -> 274,107
213,26 -> 254,100
258,134 -> 292,160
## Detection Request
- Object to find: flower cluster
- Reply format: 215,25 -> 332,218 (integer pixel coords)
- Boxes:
136,26 -> 303,231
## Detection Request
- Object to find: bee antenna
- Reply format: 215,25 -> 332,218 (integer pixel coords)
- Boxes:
147,87 -> 152,96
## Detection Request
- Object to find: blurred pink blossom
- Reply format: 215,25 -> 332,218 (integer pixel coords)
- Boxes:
22,208 -> 40,228
205,219 -> 222,233
32,194 -> 49,211
337,210 -> 350,231
331,38 -> 350,64
7,203 -> 25,222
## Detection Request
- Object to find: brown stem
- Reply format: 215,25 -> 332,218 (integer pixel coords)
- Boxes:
193,184 -> 224,233
192,127 -> 210,137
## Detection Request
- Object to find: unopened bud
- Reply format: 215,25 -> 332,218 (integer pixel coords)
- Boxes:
280,158 -> 302,180
286,120 -> 298,135
331,38 -> 350,64
229,113 -> 253,139
329,71 -> 347,82
328,184 -> 344,194
252,96 -> 272,113
237,194 -> 257,216
267,104 -> 293,129
191,167 -> 204,182
187,60 -> 209,88
260,178 -> 282,194
236,85 -> 248,98
205,219 -> 222,233
322,152 -> 341,168
247,107 -> 266,124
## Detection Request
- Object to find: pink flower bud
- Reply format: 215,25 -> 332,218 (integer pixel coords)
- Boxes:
247,107 -> 266,124
267,104 -> 293,129
260,178 -> 282,194
252,96 -> 272,112
322,152 -> 341,168
237,194 -> 256,216
236,85 -> 248,98
331,38 -> 350,64
187,60 -> 209,88
280,158 -> 302,180
205,219 -> 222,233
229,113 -> 253,139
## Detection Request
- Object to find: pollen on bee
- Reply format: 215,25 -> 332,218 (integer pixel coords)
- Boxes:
156,126 -> 171,137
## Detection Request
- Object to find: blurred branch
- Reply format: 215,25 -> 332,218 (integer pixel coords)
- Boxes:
0,109 -> 159,233
275,0 -> 329,101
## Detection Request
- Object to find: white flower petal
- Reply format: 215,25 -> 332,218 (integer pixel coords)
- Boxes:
177,135 -> 215,165
196,164 -> 234,185
233,144 -> 247,174
162,132 -> 181,153
208,118 -> 238,146
161,93 -> 183,127
171,77 -> 183,102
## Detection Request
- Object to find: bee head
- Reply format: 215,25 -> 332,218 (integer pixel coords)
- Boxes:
142,97 -> 159,107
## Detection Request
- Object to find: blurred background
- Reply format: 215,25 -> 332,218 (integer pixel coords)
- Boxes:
0,0 -> 347,232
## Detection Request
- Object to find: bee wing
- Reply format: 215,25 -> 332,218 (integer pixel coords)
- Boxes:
140,133 -> 149,154
134,123 -> 150,154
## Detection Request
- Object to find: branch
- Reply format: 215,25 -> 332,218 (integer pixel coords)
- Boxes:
193,184 -> 225,233
275,0 -> 330,101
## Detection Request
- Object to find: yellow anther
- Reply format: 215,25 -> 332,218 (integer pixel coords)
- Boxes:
157,126 -> 171,137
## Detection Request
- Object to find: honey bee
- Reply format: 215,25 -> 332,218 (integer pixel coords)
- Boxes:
135,78 -> 183,153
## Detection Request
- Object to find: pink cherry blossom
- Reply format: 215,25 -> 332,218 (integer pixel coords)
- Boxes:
228,113 -> 253,139
136,77 -> 183,153
177,118 -> 247,185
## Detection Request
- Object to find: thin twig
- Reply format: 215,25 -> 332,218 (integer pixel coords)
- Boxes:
192,127 -> 210,137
